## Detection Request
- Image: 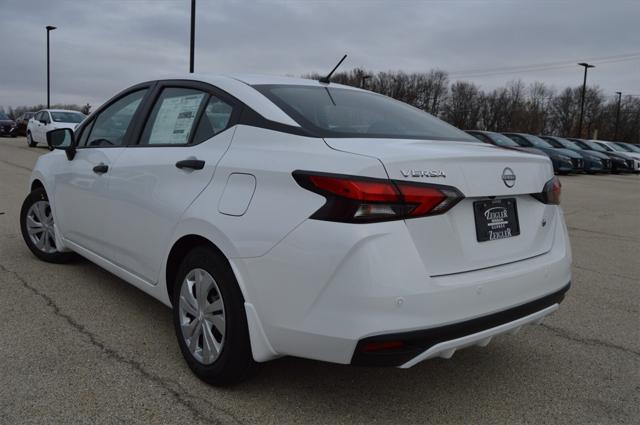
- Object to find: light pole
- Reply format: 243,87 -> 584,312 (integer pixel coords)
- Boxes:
46,25 -> 57,108
189,0 -> 195,73
577,62 -> 595,138
614,91 -> 622,141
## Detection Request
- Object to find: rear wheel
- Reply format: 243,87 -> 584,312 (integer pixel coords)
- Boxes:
172,246 -> 256,386
20,188 -> 76,263
27,132 -> 37,147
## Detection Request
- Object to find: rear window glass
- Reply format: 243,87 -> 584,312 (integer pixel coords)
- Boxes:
254,84 -> 476,142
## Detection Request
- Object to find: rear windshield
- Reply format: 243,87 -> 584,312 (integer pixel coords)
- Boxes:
51,111 -> 85,123
253,84 -> 477,141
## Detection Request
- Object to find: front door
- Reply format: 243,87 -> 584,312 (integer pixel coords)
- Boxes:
53,88 -> 150,260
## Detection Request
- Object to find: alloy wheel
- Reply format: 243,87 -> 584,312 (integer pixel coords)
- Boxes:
179,268 -> 226,365
25,200 -> 57,253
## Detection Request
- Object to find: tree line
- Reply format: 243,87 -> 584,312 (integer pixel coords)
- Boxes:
1,103 -> 91,119
307,68 -> 640,143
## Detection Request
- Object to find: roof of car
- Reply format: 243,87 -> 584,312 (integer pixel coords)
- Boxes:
142,73 -> 363,128
158,73 -> 359,89
45,109 -> 85,113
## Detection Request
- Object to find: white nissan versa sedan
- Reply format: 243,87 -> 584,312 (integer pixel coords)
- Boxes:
21,75 -> 571,385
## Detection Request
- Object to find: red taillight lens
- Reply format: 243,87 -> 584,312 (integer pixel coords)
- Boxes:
533,176 -> 561,205
293,171 -> 464,223
308,175 -> 401,203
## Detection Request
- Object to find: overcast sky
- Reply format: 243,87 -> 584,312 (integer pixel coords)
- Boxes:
1,0 -> 638,110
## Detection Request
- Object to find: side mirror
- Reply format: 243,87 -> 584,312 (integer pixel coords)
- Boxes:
47,128 -> 76,160
39,119 -> 48,125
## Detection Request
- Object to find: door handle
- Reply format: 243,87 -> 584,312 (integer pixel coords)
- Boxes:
175,159 -> 205,170
93,163 -> 109,174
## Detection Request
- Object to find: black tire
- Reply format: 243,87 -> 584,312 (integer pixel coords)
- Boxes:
27,132 -> 37,147
172,245 -> 256,386
20,188 -> 76,263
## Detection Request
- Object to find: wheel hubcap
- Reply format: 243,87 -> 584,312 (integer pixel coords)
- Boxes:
26,200 -> 57,254
179,268 -> 226,364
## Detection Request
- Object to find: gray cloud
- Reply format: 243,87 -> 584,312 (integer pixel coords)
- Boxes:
1,0 -> 638,110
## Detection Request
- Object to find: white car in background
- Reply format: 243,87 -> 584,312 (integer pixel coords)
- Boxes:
592,140 -> 640,172
26,109 -> 86,147
21,75 -> 571,385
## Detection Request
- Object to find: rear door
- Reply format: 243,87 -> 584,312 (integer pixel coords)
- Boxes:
104,81 -> 239,284
33,112 -> 46,142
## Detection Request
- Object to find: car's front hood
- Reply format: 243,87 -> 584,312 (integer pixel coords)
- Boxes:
605,151 -> 633,160
554,148 -> 582,159
51,122 -> 78,128
0,120 -> 16,126
581,149 -> 610,160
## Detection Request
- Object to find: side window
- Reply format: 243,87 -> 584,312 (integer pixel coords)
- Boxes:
84,89 -> 147,147
192,95 -> 234,144
43,112 -> 51,124
76,120 -> 95,147
139,88 -> 206,145
35,112 -> 43,121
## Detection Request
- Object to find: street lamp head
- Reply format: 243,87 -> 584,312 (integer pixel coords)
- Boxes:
46,25 -> 57,31
578,62 -> 595,68
616,91 -> 622,95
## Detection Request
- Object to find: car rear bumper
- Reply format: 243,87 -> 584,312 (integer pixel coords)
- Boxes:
236,206 -> 572,365
351,282 -> 569,367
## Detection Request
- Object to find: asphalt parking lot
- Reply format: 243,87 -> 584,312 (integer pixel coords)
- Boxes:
0,136 -> 638,425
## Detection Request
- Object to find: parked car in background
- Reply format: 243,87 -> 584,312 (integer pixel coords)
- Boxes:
617,142 -> 640,154
567,139 -> 632,174
20,75 -> 571,385
0,111 -> 18,137
593,140 -> 640,173
540,136 -> 604,174
466,130 -> 547,157
26,109 -> 86,147
502,132 -> 579,174
15,112 -> 36,136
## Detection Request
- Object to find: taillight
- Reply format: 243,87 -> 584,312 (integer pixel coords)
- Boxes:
293,171 -> 464,223
532,176 -> 561,205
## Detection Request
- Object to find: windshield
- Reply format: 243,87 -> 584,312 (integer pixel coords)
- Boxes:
51,111 -> 85,123
523,135 -> 554,148
612,143 -> 632,152
554,137 -> 581,150
488,132 -> 520,147
254,84 -> 477,141
584,140 -> 607,152
0,112 -> 9,120
621,143 -> 640,153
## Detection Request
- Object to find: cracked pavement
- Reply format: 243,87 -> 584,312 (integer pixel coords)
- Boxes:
1,137 -> 638,424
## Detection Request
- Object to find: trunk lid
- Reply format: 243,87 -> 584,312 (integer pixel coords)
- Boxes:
324,138 -> 558,276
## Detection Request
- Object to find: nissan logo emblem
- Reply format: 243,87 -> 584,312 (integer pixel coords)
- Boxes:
502,167 -> 516,188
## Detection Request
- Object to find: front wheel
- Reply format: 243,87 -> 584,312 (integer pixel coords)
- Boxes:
173,246 -> 256,386
27,132 -> 37,147
20,188 -> 76,263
